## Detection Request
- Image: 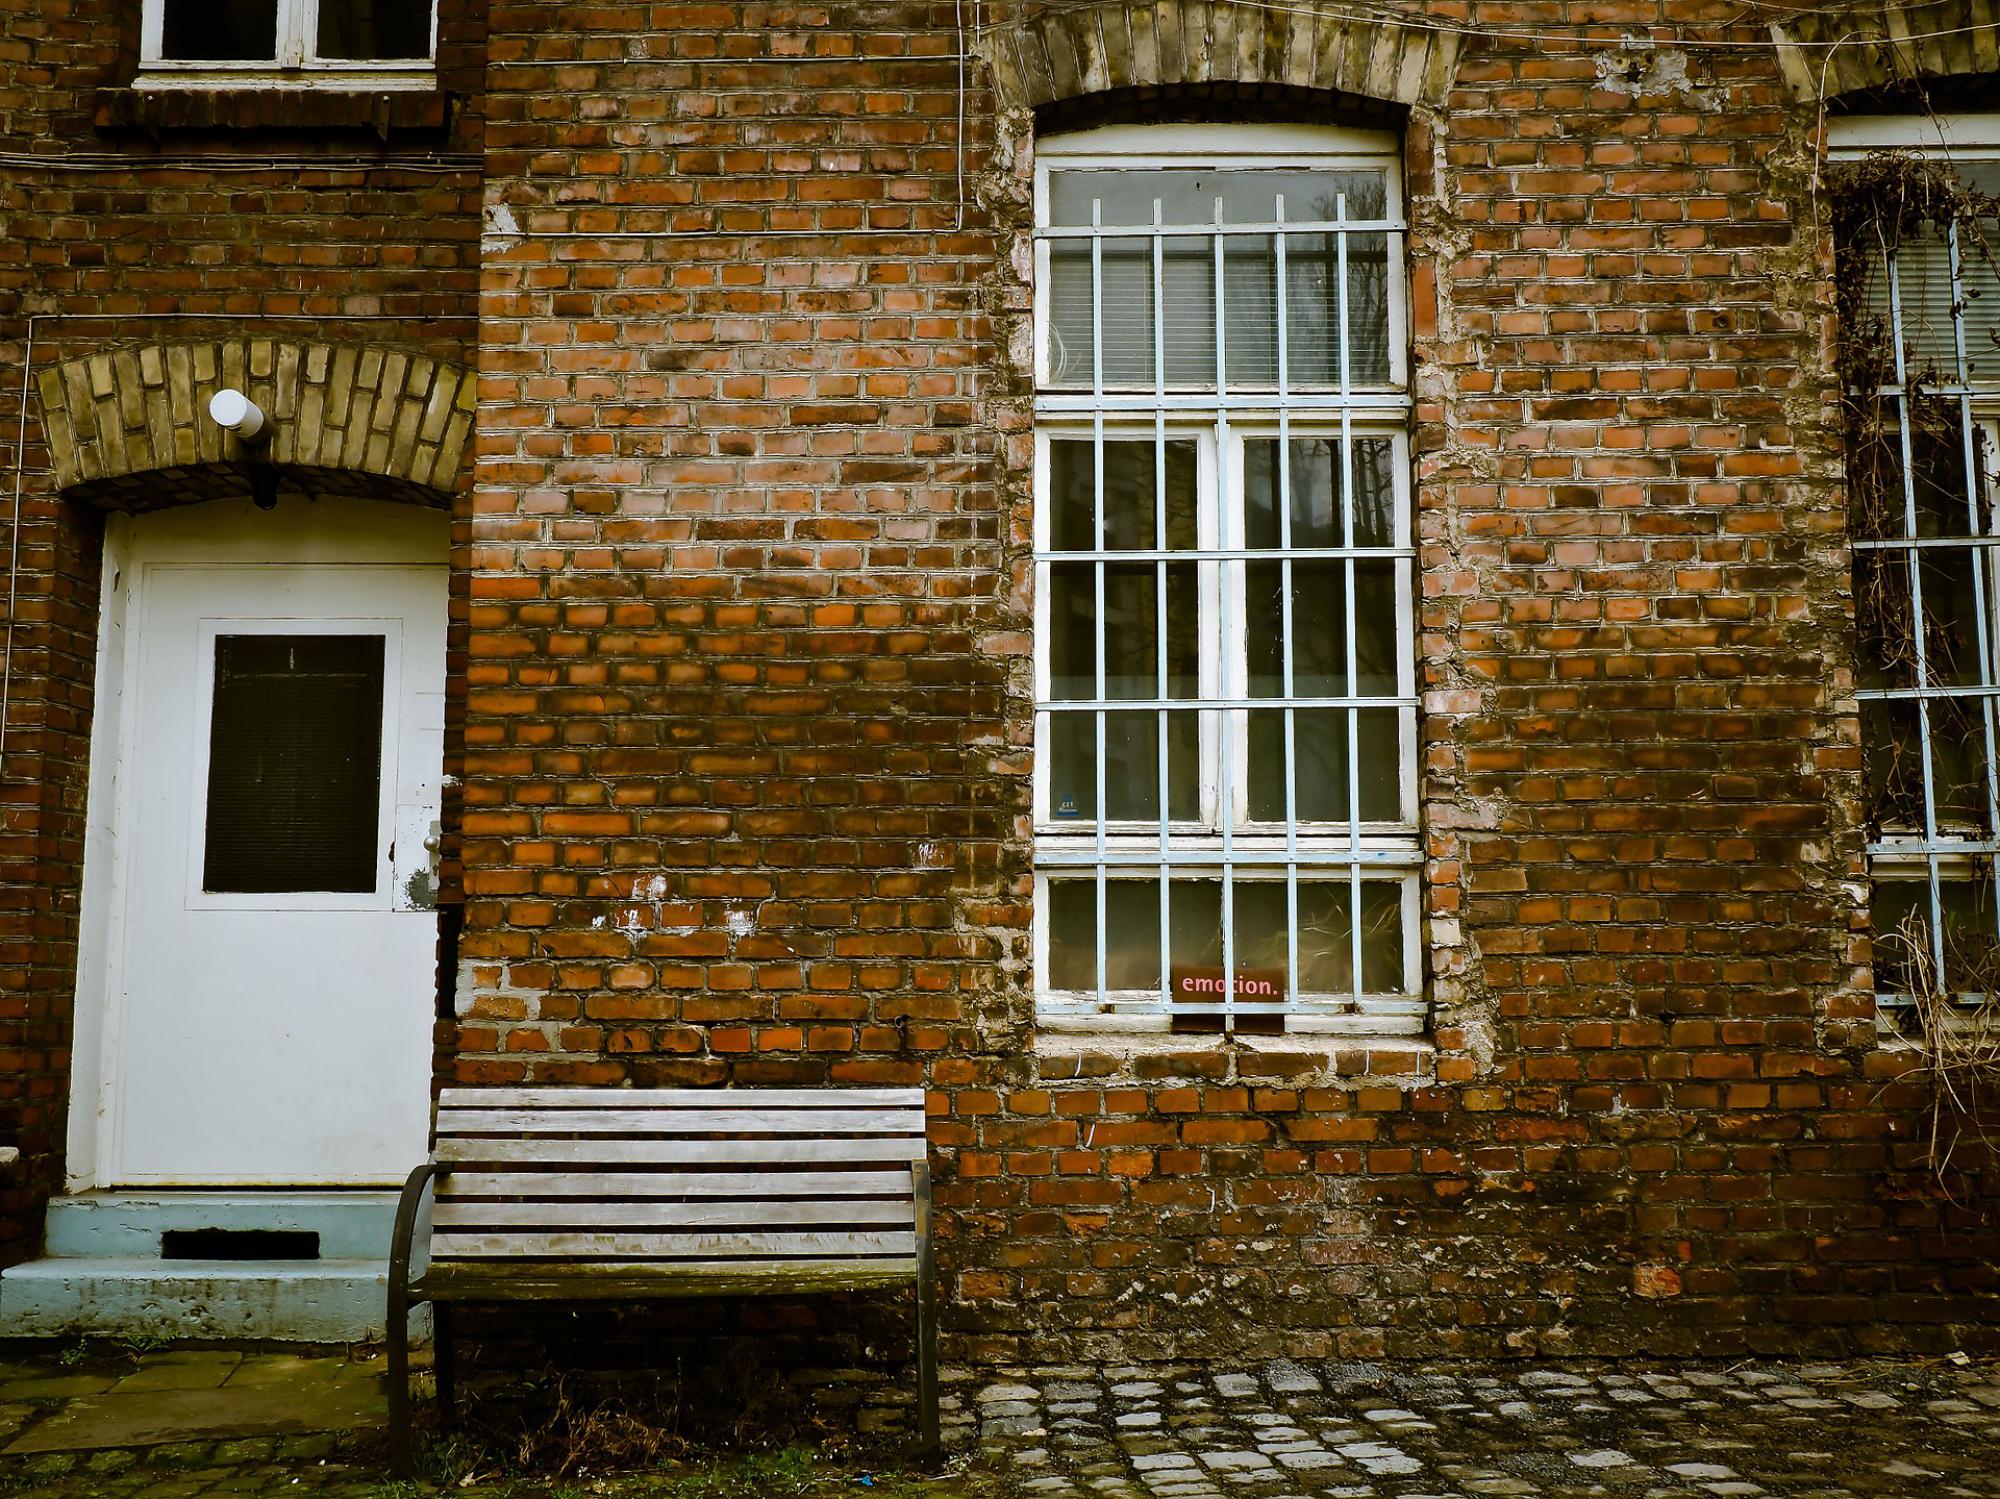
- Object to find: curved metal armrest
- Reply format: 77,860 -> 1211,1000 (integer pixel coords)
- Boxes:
389,1160 -> 446,1298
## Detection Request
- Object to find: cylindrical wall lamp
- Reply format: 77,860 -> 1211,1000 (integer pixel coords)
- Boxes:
208,388 -> 268,443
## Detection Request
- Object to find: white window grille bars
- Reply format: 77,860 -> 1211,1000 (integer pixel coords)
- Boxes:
1857,202 -> 2000,1014
1031,135 -> 1422,1034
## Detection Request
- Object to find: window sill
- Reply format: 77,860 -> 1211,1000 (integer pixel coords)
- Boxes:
1034,1023 -> 1434,1088
94,86 -> 452,139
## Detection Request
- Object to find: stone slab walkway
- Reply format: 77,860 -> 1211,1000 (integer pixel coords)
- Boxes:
0,1349 -> 385,1458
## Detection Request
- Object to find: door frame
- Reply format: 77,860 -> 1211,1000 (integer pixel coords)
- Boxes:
66,495 -> 450,1191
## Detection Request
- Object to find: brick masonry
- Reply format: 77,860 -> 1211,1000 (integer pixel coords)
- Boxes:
2,0 -> 1999,1361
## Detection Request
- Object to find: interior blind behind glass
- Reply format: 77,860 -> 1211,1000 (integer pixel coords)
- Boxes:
1048,167 -> 1391,388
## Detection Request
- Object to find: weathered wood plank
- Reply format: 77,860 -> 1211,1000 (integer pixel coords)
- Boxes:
438,1170 -> 915,1200
433,1199 -> 915,1230
430,1229 -> 918,1259
437,1107 -> 926,1137
435,1136 -> 927,1167
437,1087 -> 924,1111
417,1258 -> 919,1300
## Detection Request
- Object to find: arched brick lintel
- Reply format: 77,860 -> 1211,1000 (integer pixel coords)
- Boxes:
33,338 -> 477,504
982,2 -> 1461,113
1772,2 -> 2000,101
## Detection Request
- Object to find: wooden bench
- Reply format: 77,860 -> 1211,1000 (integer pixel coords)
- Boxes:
386,1087 -> 936,1472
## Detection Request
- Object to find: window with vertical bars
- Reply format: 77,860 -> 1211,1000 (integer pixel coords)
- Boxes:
1031,125 -> 1422,1035
1846,149 -> 2000,1023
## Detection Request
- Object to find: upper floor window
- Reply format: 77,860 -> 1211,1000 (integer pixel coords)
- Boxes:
140,0 -> 437,89
1030,124 -> 1421,1037
1831,114 -> 2000,1027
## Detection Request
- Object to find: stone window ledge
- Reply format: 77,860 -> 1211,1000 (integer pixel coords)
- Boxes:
1034,1025 -> 1436,1089
94,87 -> 453,139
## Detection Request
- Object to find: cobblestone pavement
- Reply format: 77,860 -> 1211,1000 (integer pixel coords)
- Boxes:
972,1360 -> 2000,1498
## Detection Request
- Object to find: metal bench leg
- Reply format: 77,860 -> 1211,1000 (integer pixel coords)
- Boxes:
387,1160 -> 439,1477
387,1276 -> 413,1475
914,1161 -> 940,1466
434,1301 -> 458,1428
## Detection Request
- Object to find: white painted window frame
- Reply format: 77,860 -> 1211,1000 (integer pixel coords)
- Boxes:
1832,114 -> 2000,1015
137,0 -> 437,91
1030,123 -> 1422,1035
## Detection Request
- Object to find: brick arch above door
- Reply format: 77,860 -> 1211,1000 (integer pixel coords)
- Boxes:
34,339 -> 477,509
980,1 -> 1462,112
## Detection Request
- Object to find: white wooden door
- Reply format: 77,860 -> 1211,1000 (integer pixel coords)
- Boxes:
84,501 -> 447,1186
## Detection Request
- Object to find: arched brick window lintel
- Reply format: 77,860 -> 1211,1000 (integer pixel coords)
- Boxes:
983,2 -> 1461,114
1772,3 -> 2000,102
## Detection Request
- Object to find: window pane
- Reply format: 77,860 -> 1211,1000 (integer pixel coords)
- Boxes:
1224,236 -> 1278,386
1918,548 -> 2000,688
1876,198 -> 2000,389
1048,712 -> 1094,821
203,635 -> 385,894
1246,560 -> 1399,698
1047,563 -> 1094,699
1048,439 -> 1196,551
1249,707 -> 1400,823
162,0 -> 278,60
1865,697 -> 1997,832
1874,873 -> 2000,997
1046,712 -> 1198,824
1141,880 -> 1403,997
317,0 -> 434,60
1853,551 -> 1916,689
1246,437 -> 1398,550
1048,878 -> 1219,992
1047,168 -> 1391,389
1852,419 -> 1987,542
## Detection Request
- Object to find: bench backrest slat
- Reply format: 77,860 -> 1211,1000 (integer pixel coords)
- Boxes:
429,1230 -> 918,1260
425,1087 -> 927,1272
439,1169 -> 915,1199
438,1107 -> 920,1136
437,1087 -> 923,1110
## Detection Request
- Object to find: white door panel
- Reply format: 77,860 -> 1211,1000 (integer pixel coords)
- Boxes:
88,513 -> 447,1187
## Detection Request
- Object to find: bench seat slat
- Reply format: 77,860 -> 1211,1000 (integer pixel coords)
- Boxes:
416,1258 -> 920,1301
437,1107 -> 925,1137
437,1087 -> 925,1111
437,1170 -> 915,1200
433,1199 -> 914,1231
435,1136 -> 926,1167
430,1229 -> 917,1259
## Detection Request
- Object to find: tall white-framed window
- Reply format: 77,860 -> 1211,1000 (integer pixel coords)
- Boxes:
1831,115 -> 2000,1024
138,0 -> 437,90
1031,123 -> 1422,1036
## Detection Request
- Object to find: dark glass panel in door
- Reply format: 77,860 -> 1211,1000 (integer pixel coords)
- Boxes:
203,635 -> 386,894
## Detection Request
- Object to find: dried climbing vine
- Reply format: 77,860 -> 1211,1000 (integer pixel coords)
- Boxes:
1830,150 -> 2000,1187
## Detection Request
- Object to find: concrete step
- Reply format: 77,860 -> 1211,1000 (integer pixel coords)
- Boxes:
41,1192 -> 399,1260
0,1257 -> 391,1343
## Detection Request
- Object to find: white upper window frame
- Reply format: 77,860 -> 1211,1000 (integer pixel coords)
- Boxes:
138,0 -> 438,91
1033,123 -> 1410,395
1029,122 -> 1422,1035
